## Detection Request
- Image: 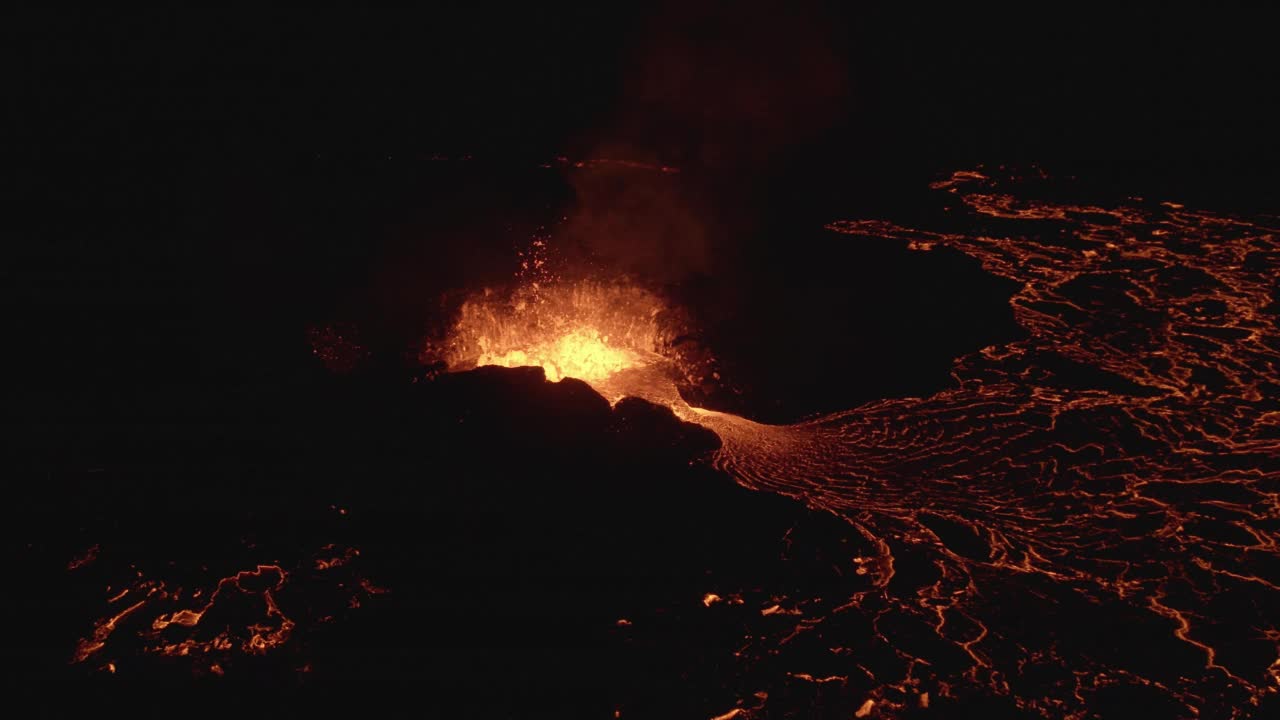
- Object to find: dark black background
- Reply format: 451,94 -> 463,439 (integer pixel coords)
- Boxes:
7,5 -> 1276,418
4,6 -> 1278,715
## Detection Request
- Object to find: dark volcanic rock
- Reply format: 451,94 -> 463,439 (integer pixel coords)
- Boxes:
607,396 -> 720,457
14,365 -> 853,718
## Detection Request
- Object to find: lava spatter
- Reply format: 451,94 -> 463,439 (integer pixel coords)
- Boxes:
429,279 -> 703,404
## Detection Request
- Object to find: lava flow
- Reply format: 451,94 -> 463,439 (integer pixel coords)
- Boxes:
436,169 -> 1280,719
70,539 -> 383,678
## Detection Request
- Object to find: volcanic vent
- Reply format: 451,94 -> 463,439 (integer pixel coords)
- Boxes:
423,169 -> 1280,719
427,279 -> 708,410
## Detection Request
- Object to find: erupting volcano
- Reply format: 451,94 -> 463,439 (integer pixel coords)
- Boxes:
45,167 -> 1280,719
413,169 -> 1280,719
20,6 -> 1279,719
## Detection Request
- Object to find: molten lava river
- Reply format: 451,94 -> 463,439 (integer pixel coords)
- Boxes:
69,170 -> 1279,718
433,170 -> 1280,719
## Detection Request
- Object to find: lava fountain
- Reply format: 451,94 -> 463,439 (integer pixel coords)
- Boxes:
430,279 -> 700,410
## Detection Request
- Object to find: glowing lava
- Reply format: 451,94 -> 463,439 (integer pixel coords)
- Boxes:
430,280 -> 701,405
435,170 -> 1280,719
477,326 -> 641,383
72,543 -> 383,677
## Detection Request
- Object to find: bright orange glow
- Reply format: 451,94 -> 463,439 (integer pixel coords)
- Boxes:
431,280 -> 694,406
477,327 -> 641,383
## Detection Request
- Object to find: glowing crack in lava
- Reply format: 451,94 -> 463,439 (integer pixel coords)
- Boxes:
440,171 -> 1280,719
71,542 -> 382,677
